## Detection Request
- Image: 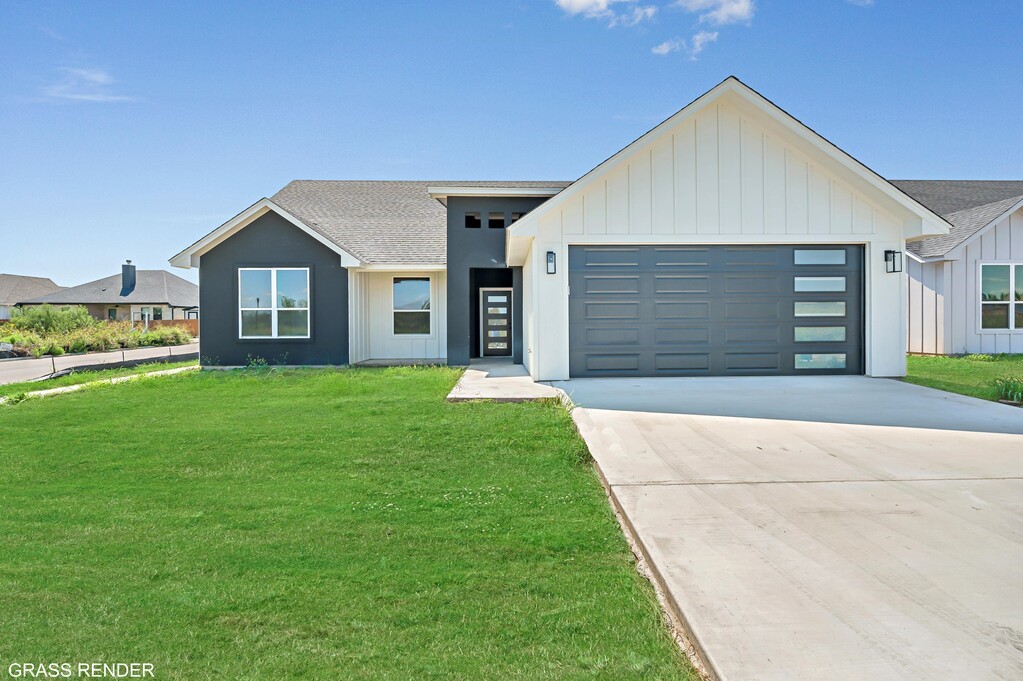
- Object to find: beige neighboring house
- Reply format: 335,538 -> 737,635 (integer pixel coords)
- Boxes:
0,273 -> 65,320
18,261 -> 199,323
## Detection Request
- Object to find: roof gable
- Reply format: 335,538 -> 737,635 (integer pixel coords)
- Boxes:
507,76 -> 950,246
169,198 -> 362,269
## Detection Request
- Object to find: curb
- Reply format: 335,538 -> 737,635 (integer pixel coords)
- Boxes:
0,365 -> 200,405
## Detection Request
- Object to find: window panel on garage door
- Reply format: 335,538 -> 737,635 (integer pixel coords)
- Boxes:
568,245 -> 863,377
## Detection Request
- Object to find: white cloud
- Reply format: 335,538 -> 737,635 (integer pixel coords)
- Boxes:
41,67 -> 137,103
555,0 -> 657,27
675,0 -> 755,25
651,30 -> 718,59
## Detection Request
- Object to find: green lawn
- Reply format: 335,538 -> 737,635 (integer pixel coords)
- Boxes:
0,367 -> 692,680
904,353 -> 1023,400
0,359 -> 198,399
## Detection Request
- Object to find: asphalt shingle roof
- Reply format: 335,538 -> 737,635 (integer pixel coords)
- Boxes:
271,181 -> 571,265
21,270 -> 198,308
0,274 -> 65,307
891,181 -> 1023,258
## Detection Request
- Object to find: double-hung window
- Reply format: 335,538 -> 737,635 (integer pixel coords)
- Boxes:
980,264 -> 1023,330
393,277 -> 431,335
239,268 -> 310,338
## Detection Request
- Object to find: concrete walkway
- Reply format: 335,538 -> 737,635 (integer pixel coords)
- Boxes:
557,376 -> 1023,681
447,359 -> 560,402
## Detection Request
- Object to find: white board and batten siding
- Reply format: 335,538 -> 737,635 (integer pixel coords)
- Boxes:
940,207 -> 1023,354
348,271 -> 447,364
906,257 -> 947,354
525,92 -> 913,380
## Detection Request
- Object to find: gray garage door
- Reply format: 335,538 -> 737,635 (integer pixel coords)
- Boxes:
569,245 -> 863,377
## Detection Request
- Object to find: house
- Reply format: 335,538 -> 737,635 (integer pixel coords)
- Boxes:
899,181 -> 1023,355
0,274 -> 65,320
19,261 -> 199,323
170,76 -> 951,378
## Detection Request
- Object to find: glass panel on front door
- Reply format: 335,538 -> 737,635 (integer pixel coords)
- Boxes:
481,290 -> 512,357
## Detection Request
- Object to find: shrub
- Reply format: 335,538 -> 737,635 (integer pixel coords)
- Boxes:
9,305 -> 97,334
994,377 -> 1023,403
0,319 -> 192,356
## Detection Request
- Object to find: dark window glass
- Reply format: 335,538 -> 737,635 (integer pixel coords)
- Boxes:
981,304 -> 1009,329
488,212 -> 505,229
465,212 -> 481,229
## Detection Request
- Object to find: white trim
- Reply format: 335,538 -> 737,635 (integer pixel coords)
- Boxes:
946,197 -> 1023,261
391,275 -> 433,338
238,267 -> 311,339
170,199 -> 361,269
479,287 -> 513,356
506,76 -> 950,263
353,263 -> 447,272
976,262 -> 1023,333
427,186 -> 564,203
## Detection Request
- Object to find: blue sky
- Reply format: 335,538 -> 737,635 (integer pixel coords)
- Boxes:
1,0 -> 1020,285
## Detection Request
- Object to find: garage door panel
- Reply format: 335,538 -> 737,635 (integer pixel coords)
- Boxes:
584,275 -> 641,294
655,353 -> 710,371
654,275 -> 710,293
650,247 -> 711,268
569,245 -> 863,377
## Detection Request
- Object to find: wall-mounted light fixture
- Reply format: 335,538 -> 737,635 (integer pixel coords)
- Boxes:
546,251 -> 557,275
884,249 -> 903,274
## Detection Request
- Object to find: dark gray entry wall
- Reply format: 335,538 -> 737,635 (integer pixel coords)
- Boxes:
569,245 -> 863,377
446,196 -> 549,366
199,211 -> 349,366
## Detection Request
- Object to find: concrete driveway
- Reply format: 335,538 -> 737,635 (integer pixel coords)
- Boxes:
555,376 -> 1023,681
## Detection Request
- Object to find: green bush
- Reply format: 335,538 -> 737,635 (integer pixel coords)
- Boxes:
1,319 -> 193,357
994,377 -> 1023,403
9,305 -> 97,334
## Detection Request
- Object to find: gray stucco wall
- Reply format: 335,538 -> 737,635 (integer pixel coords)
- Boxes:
445,197 -> 550,365
198,211 -> 349,366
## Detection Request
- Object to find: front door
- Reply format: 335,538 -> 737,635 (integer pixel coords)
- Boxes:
480,288 -> 512,357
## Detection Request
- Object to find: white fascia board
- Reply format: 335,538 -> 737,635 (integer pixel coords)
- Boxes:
506,233 -> 534,267
350,263 -> 447,272
508,76 -> 952,240
905,250 -> 944,264
169,198 -> 362,269
427,186 -> 565,203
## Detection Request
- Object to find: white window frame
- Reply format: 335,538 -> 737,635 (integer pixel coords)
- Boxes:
391,276 -> 432,337
238,267 -> 311,339
978,262 -> 1022,332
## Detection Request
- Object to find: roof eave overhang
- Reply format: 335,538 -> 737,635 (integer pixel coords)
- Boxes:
427,186 -> 564,206
169,198 -> 362,269
350,263 -> 447,272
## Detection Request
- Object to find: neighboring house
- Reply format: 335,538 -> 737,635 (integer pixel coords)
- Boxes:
19,261 -> 199,323
171,76 -> 951,378
0,274 -> 65,320
899,181 -> 1023,354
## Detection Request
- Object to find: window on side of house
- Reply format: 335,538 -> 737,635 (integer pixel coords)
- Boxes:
393,277 -> 431,335
980,263 -> 1023,330
153,307 -> 163,321
465,212 -> 481,229
239,268 -> 310,339
488,212 -> 505,229
108,309 -> 117,321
